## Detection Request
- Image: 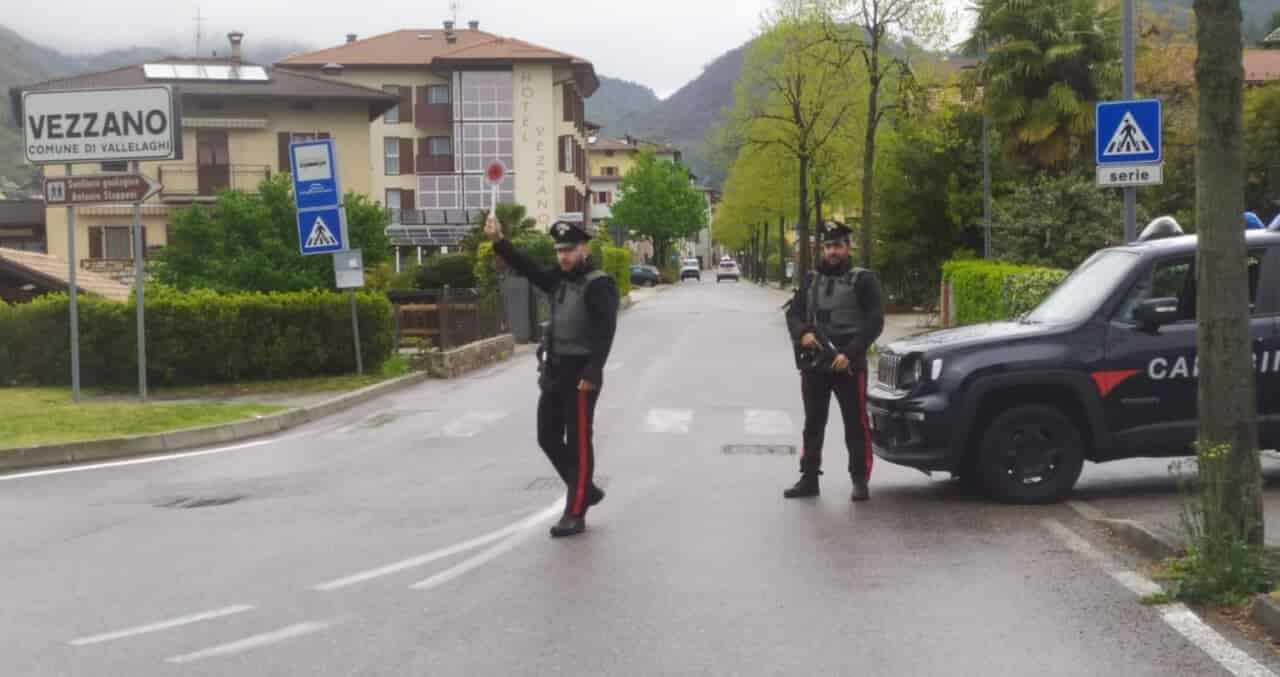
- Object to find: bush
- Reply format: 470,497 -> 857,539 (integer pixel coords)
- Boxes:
416,253 -> 477,289
474,233 -> 556,290
0,289 -> 393,387
992,173 -> 1138,269
602,246 -> 632,297
942,259 -> 1067,326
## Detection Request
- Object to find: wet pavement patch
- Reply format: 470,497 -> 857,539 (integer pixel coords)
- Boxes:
155,495 -> 246,509
723,444 -> 797,456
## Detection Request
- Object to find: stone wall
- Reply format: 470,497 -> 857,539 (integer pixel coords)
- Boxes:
415,334 -> 516,379
81,260 -> 136,286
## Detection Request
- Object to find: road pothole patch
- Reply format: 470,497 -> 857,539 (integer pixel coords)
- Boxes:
155,495 -> 247,509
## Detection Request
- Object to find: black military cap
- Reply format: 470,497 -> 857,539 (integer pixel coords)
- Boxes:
550,220 -> 592,250
818,220 -> 853,244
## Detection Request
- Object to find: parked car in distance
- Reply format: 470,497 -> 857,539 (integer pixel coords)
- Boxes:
680,258 -> 702,282
631,264 -> 662,287
716,258 -> 741,282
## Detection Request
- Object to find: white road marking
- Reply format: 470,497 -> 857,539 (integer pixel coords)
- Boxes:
164,620 -> 339,664
410,531 -> 528,591
1043,519 -> 1276,677
429,411 -> 509,438
313,499 -> 564,591
744,409 -> 793,436
0,439 -> 275,482
69,605 -> 255,646
643,408 -> 693,434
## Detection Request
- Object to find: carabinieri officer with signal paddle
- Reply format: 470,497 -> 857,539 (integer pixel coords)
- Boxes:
485,214 -> 618,537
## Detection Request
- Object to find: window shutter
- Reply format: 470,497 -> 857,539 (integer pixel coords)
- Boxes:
277,132 -> 291,173
400,138 -> 415,174
558,136 -> 567,172
563,87 -> 573,122
401,188 -> 415,211
89,226 -> 103,260
140,226 -> 148,258
564,186 -> 574,212
400,86 -> 413,124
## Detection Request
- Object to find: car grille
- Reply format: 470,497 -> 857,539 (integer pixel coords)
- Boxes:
877,353 -> 902,389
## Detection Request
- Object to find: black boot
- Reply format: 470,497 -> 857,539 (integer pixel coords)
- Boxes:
783,474 -> 820,499
550,514 -> 586,538
850,478 -> 870,502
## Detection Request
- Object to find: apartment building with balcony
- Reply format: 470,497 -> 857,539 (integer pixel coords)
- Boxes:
278,22 -> 598,252
12,32 -> 396,280
585,134 -> 679,226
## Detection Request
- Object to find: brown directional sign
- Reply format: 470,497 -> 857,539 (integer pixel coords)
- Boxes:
43,173 -> 162,205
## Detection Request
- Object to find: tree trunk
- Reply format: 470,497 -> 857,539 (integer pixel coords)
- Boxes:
763,221 -> 771,283
778,215 -> 787,287
1194,0 -> 1262,544
815,189 -> 824,227
860,69 -> 881,270
797,155 -> 812,282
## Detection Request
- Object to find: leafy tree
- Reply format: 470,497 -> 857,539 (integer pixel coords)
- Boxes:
876,107 -> 994,305
730,1 -> 862,280
416,253 -> 476,289
608,151 -> 707,266
153,174 -> 389,292
1270,9 -> 1280,33
1136,4 -> 1199,225
460,202 -> 539,258
965,0 -> 1121,170
991,172 -> 1132,269
830,0 -> 950,267
1245,84 -> 1280,216
1194,0 -> 1262,546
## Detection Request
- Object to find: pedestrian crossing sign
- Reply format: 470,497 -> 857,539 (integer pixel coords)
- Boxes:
1096,99 -> 1162,165
297,206 -> 346,255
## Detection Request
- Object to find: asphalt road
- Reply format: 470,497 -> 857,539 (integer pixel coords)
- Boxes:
3,279 -> 1278,676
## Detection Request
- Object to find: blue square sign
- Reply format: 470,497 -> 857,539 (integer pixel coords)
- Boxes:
297,207 -> 345,255
1096,99 -> 1162,165
290,139 -> 342,211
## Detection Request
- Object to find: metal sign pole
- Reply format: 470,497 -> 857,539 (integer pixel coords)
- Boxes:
131,160 -> 148,399
1122,0 -> 1137,242
65,163 -> 80,403
349,289 -> 363,376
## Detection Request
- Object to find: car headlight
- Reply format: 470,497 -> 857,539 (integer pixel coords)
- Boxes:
910,359 -> 924,386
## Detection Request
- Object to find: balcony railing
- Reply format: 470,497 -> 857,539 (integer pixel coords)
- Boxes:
416,154 -> 454,174
156,164 -> 272,199
415,102 -> 452,129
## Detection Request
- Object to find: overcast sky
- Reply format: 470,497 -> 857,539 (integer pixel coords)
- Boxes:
8,0 -> 973,99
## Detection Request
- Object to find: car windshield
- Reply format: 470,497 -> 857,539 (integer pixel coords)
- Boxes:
1024,250 -> 1139,325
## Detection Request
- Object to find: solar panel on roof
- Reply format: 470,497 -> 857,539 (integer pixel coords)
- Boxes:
141,63 -> 270,82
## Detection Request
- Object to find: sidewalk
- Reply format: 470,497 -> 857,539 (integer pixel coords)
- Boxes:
1074,453 -> 1280,549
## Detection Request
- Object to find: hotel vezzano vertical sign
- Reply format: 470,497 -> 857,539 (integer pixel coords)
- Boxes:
21,86 -> 181,164
516,66 -> 553,227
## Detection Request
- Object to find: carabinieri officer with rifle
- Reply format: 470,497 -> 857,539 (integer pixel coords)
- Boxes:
485,214 -> 618,537
784,220 -> 885,502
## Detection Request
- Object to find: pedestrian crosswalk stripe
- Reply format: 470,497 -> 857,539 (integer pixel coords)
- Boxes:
1103,111 -> 1154,157
305,215 -> 339,249
744,409 -> 793,435
643,408 -> 693,434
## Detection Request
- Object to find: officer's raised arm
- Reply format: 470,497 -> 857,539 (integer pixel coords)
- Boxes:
485,213 -> 559,294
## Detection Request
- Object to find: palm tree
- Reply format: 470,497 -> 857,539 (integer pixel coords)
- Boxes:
964,0 -> 1121,170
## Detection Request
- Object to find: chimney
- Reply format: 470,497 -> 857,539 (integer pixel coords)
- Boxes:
468,20 -> 479,30
444,20 -> 457,43
346,33 -> 358,43
227,31 -> 244,63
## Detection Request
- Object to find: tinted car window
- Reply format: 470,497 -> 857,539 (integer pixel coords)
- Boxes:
1115,251 -> 1266,323
1025,251 -> 1139,325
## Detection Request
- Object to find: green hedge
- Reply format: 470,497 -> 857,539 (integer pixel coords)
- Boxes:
0,288 -> 393,387
942,259 -> 1068,326
416,253 -> 477,289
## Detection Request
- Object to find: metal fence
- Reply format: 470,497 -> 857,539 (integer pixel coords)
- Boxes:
388,287 -> 509,350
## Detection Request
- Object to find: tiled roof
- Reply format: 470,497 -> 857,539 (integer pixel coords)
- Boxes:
1245,49 -> 1280,84
0,248 -> 132,303
588,135 -> 678,154
11,58 -> 398,121
279,29 -> 598,95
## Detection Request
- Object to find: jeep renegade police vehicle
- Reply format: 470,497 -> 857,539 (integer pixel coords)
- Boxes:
867,218 -> 1280,504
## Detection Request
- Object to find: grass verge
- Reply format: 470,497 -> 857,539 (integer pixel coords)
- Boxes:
0,388 -> 284,449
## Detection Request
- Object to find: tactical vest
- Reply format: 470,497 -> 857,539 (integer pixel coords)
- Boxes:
807,268 -> 865,337
551,270 -> 608,356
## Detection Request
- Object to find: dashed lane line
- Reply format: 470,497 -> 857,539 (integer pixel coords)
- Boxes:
164,620 -> 340,664
642,408 -> 693,434
1043,518 -> 1275,677
69,604 -> 256,647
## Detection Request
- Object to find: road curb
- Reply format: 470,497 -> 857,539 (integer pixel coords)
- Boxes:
1252,594 -> 1280,639
1066,500 -> 1183,561
0,371 -> 431,475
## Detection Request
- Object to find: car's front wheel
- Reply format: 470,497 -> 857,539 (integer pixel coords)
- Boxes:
975,404 -> 1085,504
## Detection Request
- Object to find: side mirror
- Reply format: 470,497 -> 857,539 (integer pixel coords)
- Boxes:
1134,297 -> 1181,331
